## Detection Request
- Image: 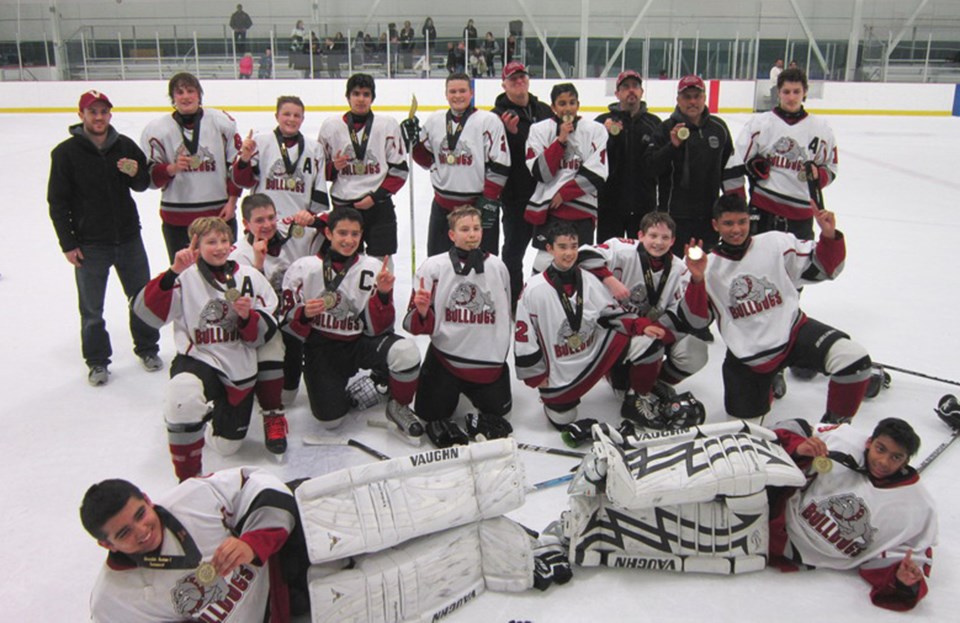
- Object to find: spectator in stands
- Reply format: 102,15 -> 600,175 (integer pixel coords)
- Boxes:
229,4 -> 252,54
422,17 -> 437,60
290,20 -> 306,56
238,52 -> 253,79
354,31 -> 366,66
483,32 -> 500,77
464,19 -> 478,49
258,48 -> 272,79
400,20 -> 415,69
504,35 -> 516,65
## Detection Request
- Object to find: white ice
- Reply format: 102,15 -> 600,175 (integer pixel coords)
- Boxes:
1,108 -> 958,623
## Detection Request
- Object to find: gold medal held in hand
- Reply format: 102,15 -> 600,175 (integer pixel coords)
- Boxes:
562,114 -> 574,124
609,123 -> 621,136
195,562 -> 218,587
797,170 -> 808,182
189,155 -> 203,168
566,333 -> 582,349
677,127 -> 690,141
687,246 -> 704,261
224,288 -> 241,303
320,291 -> 337,308
285,177 -> 298,190
119,159 -> 137,175
290,224 -> 305,239
812,456 -> 833,474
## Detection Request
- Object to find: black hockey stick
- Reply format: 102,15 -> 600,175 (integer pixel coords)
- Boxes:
875,363 -> 960,389
302,435 -> 391,461
516,442 -> 586,459
917,427 -> 960,473
917,395 -> 960,473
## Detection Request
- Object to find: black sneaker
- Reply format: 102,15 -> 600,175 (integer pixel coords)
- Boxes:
426,419 -> 469,448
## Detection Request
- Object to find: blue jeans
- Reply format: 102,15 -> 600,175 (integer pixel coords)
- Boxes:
74,238 -> 160,367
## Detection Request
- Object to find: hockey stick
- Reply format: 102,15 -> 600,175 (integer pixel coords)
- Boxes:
528,473 -> 574,492
516,442 -> 586,460
875,363 -> 960,389
302,434 -> 391,461
917,427 -> 960,473
407,93 -> 418,280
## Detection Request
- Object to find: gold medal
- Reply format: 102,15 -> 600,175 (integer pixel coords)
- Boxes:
290,224 -> 305,239
797,170 -> 808,182
812,456 -> 833,474
562,114 -> 574,124
320,291 -> 337,308
609,123 -> 621,136
686,246 -> 704,261
566,333 -> 582,349
224,288 -> 241,303
195,562 -> 218,587
285,177 -> 298,190
353,162 -> 365,175
446,153 -> 457,165
646,306 -> 663,321
119,159 -> 137,175
676,127 -> 690,141
189,155 -> 202,168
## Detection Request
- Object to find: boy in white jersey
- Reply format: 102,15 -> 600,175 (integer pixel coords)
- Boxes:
524,83 -> 608,272
281,208 -> 423,441
515,222 -> 702,431
685,194 -> 871,424
770,417 -> 935,611
403,73 -> 511,256
232,95 -> 329,219
317,74 -> 408,258
133,218 -> 279,481
577,211 -> 708,424
403,207 -> 513,447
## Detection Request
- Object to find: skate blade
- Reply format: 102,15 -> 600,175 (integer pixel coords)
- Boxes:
368,417 -> 423,447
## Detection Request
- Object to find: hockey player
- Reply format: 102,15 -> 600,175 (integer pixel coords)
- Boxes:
594,70 -> 664,240
491,61 -> 553,312
230,193 -> 325,432
686,194 -> 871,423
643,75 -> 744,257
133,217 -> 280,481
81,466 -> 306,622
525,83 -> 609,273
402,73 -> 511,256
281,208 -> 423,441
403,207 -> 513,447
737,67 -> 838,240
515,222 -> 699,430
317,73 -> 408,258
141,72 -> 243,263
47,89 -> 161,386
577,211 -> 708,425
232,95 -> 329,220
770,417 -> 936,611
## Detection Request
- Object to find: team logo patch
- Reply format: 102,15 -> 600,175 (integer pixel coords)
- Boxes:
729,274 -> 778,304
199,299 -> 239,332
816,493 -> 877,545
172,573 -> 225,617
708,136 -> 720,149
772,136 -> 804,161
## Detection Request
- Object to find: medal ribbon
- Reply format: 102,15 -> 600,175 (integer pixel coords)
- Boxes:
274,128 -> 305,176
128,506 -> 203,570
246,231 -> 289,256
546,265 -> 584,333
638,247 -> 671,311
448,247 -> 485,275
323,251 -> 359,292
174,109 -> 204,156
445,107 -> 474,155
196,258 -> 238,295
346,112 -> 374,163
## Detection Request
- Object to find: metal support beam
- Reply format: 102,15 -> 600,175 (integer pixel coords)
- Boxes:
600,0 -> 656,78
515,0 -> 566,79
844,0 -> 863,81
885,0 -> 930,61
47,0 -> 67,80
787,0 -> 829,77
361,0 -> 384,32
578,0 -> 589,78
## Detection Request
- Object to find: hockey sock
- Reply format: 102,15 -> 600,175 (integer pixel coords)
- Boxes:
826,377 -> 869,420
628,360 -> 662,395
255,376 -> 284,411
169,437 -> 204,482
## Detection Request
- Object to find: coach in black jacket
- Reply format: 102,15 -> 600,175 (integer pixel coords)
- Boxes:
48,90 -> 161,386
644,75 -> 744,256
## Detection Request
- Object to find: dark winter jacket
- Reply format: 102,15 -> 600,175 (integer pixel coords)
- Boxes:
491,92 -> 553,206
48,124 -> 150,252
643,107 -> 742,220
595,101 -> 664,224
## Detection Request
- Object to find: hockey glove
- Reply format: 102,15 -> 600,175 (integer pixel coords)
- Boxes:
466,412 -> 513,441
864,365 -> 892,399
936,394 -> 960,430
745,155 -> 771,181
399,116 -> 421,150
475,196 -> 502,229
560,418 -> 599,448
533,542 -> 573,591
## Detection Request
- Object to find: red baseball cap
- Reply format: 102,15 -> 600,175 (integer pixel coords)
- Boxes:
78,90 -> 113,111
677,75 -> 705,93
616,70 -> 643,88
502,61 -> 528,80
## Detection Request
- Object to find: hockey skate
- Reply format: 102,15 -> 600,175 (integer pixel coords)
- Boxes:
820,411 -> 852,425
620,392 -> 668,429
772,370 -> 787,399
262,409 -> 289,456
652,379 -> 678,402
385,399 -> 425,446
140,354 -> 164,372
864,365 -> 891,399
465,412 -> 513,442
426,418 -> 470,448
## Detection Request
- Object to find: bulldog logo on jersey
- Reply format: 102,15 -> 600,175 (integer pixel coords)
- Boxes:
801,493 -> 877,558
266,158 -> 304,192
772,136 -> 804,161
727,274 -> 783,320
445,282 -> 496,324
439,138 -> 474,166
625,284 -> 650,315
195,300 -> 241,345
554,319 -> 597,358
175,144 -> 217,172
171,573 -> 225,618
560,144 -> 584,171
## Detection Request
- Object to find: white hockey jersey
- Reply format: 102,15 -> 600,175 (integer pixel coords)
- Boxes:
231,130 -> 329,218
704,232 -> 845,371
525,117 -> 609,223
414,108 -> 511,209
89,467 -> 297,623
402,251 -> 512,381
317,113 -> 407,206
229,221 -> 326,302
133,261 -> 278,393
737,109 -> 838,221
282,253 -> 395,342
141,108 -> 241,226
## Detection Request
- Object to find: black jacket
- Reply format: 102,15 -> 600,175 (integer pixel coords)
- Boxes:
48,124 -> 150,252
643,107 -> 738,220
491,92 -> 553,206
595,101 -> 664,222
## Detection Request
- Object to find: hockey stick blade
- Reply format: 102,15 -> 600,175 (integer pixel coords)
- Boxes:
517,442 -> 586,459
876,363 -> 960,389
367,417 -> 423,447
302,435 -> 391,461
527,473 -> 574,493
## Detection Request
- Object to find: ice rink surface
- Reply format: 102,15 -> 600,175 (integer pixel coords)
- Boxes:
1,103 -> 958,622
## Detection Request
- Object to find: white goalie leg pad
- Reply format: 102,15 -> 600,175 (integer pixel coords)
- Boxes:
296,439 -> 526,564
163,373 -> 212,435
307,518 -> 533,623
565,491 -> 768,575
571,422 -> 805,509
